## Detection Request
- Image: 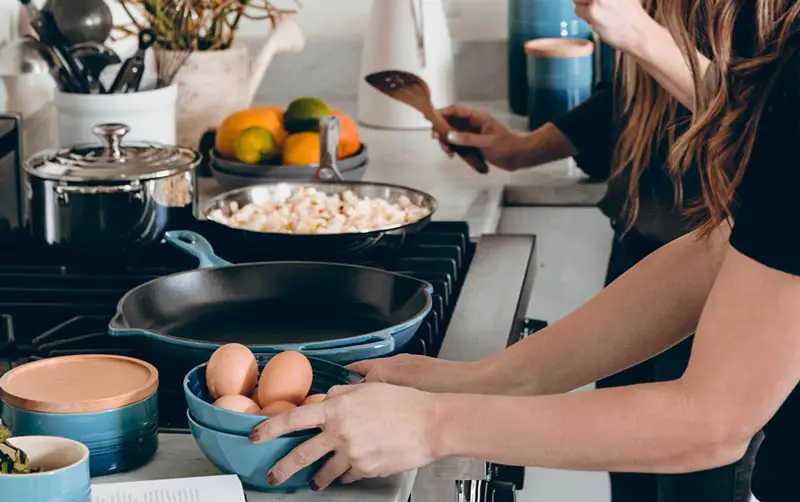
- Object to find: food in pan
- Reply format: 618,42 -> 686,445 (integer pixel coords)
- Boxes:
206,345 -> 322,416
205,343 -> 259,399
207,187 -> 430,234
0,425 -> 40,474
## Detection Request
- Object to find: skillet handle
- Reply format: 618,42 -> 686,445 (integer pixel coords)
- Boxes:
164,230 -> 231,268
297,333 -> 396,363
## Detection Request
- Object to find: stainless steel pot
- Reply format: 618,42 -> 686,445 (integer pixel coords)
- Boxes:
23,123 -> 201,253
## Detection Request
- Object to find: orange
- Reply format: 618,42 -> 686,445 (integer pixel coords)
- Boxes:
215,106 -> 287,159
282,132 -> 320,166
331,110 -> 361,159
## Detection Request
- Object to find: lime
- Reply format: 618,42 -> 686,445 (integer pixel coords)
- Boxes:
233,126 -> 278,165
283,97 -> 332,133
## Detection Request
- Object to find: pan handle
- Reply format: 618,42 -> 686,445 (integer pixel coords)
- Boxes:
164,230 -> 232,268
293,333 -> 396,361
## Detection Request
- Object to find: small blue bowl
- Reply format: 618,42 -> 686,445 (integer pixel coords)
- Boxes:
188,411 -> 326,493
185,354 -> 362,436
0,436 -> 91,502
1,393 -> 159,477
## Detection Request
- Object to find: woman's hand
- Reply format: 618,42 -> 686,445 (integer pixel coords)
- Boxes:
348,354 -> 487,394
250,383 -> 442,490
436,106 -> 529,171
573,0 -> 655,55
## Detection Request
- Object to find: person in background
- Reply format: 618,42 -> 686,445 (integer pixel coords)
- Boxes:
252,1 -> 800,501
436,2 -> 755,499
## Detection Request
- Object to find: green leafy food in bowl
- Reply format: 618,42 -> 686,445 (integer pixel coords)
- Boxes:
0,425 -> 41,474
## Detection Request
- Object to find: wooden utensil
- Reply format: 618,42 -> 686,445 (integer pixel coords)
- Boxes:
364,70 -> 489,174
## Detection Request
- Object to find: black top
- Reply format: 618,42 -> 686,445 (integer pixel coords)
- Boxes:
552,87 -> 699,244
553,35 -> 800,501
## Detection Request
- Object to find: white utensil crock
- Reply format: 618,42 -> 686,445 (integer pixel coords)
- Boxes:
54,85 -> 177,146
357,0 -> 456,130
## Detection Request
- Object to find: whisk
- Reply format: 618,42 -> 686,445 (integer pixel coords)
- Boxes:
154,44 -> 192,88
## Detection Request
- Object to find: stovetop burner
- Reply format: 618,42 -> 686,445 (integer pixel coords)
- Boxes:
0,221 -> 475,431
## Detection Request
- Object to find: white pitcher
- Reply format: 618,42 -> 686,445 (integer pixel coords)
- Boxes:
357,0 -> 456,130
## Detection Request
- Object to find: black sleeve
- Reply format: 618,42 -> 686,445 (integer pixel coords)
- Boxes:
729,55 -> 800,275
551,86 -> 615,180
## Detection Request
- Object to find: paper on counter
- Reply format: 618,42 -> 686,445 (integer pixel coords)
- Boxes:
91,474 -> 245,502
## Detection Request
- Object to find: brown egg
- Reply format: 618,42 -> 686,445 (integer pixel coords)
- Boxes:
301,393 -> 326,406
214,394 -> 260,414
206,343 -> 259,399
257,351 -> 313,406
259,400 -> 297,416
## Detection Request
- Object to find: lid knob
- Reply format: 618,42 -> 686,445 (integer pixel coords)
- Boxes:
91,123 -> 130,161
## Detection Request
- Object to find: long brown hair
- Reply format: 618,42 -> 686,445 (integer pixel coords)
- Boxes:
665,0 -> 800,234
612,0 -> 685,228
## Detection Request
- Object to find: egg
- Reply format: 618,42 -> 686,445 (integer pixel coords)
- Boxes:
214,394 -> 260,414
259,400 -> 297,416
206,343 -> 259,399
257,351 -> 313,406
301,394 -> 326,406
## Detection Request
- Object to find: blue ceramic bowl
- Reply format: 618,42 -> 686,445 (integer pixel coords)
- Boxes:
185,354 -> 362,436
188,411 -> 325,493
0,436 -> 91,502
1,393 -> 159,477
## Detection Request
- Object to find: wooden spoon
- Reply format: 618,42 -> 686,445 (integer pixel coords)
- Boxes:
364,70 -> 489,174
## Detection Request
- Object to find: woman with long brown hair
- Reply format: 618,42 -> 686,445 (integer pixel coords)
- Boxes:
251,1 -> 800,500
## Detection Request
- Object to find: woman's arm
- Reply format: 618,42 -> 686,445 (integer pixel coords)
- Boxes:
474,225 -> 729,396
436,247 -> 800,472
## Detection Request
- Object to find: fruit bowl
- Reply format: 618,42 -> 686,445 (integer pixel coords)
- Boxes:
210,143 -> 369,178
184,354 -> 362,436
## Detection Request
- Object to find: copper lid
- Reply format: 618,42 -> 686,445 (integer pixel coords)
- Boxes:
0,355 -> 158,414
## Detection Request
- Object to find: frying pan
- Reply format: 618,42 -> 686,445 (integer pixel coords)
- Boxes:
201,115 -> 438,258
108,230 -> 433,368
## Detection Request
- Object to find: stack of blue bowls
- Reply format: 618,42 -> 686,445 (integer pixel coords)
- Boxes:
183,354 -> 362,493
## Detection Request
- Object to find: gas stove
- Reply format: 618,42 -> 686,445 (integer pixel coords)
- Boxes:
0,220 -> 475,432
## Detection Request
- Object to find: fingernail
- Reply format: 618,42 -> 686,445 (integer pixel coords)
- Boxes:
446,131 -> 458,144
310,480 -> 320,491
249,430 -> 259,443
267,472 -> 279,486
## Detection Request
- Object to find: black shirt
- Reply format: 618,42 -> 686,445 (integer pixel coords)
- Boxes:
552,87 -> 700,244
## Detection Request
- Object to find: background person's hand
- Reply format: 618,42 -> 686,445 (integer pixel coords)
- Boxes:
348,354 -> 485,394
435,105 -> 529,171
573,0 -> 654,55
251,383 -> 440,490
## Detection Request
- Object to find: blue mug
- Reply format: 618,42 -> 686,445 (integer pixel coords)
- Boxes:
524,38 -> 595,130
0,436 -> 91,502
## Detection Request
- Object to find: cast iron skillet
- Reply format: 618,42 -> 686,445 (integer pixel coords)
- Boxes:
108,230 -> 434,367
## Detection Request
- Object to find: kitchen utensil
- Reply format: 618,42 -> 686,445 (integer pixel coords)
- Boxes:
185,355 -> 362,436
107,229 -> 432,366
49,0 -> 112,46
0,355 -> 159,477
54,85 -> 178,146
203,115 -> 438,257
456,480 -> 517,502
109,29 -> 155,93
18,0 -> 89,93
153,44 -> 192,88
0,37 -> 61,113
68,41 -> 120,94
188,411 -> 323,493
365,70 -> 489,174
23,122 -> 201,255
358,0 -> 456,129
1,436 -> 91,502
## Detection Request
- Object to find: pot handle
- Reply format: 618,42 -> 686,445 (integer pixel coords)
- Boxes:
163,230 -> 231,268
295,332 -> 396,361
54,182 -> 143,195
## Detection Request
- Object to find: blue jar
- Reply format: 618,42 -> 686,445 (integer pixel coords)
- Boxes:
525,38 -> 594,130
508,0 -> 592,115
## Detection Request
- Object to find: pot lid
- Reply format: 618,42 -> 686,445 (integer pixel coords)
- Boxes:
0,354 -> 159,414
25,123 -> 201,182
